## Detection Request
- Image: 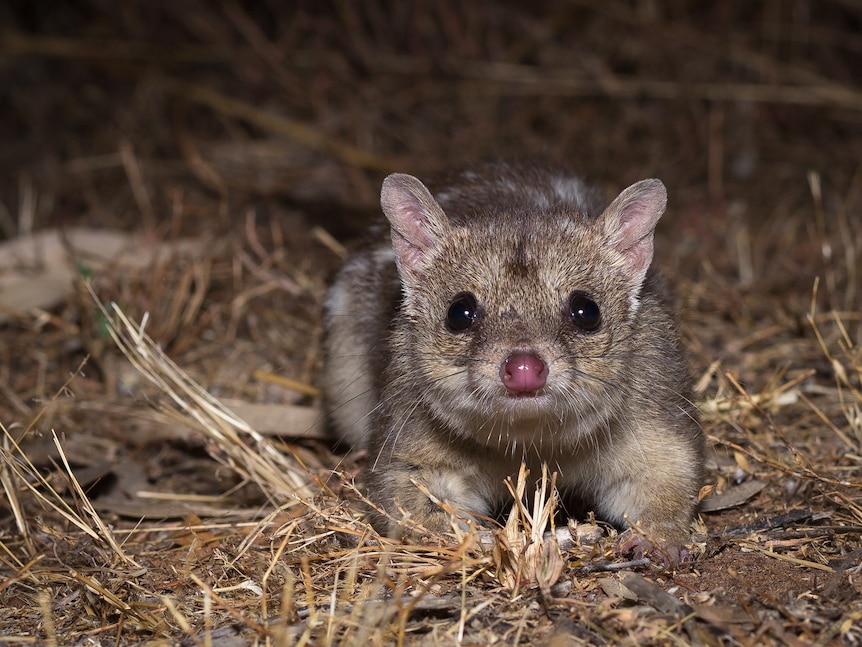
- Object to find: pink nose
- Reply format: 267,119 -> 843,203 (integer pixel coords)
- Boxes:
499,352 -> 548,393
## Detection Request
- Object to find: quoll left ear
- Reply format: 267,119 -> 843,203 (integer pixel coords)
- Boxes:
599,178 -> 667,287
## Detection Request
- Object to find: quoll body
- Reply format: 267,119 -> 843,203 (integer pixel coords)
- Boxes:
322,162 -> 704,554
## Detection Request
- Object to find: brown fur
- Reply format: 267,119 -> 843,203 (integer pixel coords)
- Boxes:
322,161 -> 704,549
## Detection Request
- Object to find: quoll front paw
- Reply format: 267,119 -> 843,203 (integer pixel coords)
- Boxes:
373,491 -> 476,541
616,529 -> 691,568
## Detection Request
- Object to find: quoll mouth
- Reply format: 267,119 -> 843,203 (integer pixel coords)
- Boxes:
506,389 -> 543,399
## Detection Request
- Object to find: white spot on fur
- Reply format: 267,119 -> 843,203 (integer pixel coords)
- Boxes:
552,176 -> 588,208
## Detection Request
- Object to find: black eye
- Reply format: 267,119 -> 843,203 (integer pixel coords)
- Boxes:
446,292 -> 479,332
569,291 -> 601,332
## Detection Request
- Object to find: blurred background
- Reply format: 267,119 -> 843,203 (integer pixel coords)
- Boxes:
2,1 -> 859,292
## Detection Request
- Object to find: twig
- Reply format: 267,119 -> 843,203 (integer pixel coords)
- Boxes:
575,557 -> 651,574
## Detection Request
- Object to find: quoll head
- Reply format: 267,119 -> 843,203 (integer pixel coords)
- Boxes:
380,172 -> 668,436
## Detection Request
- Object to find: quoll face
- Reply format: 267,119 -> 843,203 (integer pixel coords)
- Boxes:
399,215 -> 640,443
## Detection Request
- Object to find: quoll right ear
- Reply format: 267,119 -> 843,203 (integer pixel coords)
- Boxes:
381,173 -> 452,281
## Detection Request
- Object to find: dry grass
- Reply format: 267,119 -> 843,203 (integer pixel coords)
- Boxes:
1,1 -> 862,645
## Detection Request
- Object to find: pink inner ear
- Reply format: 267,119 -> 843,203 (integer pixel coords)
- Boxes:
623,237 -> 653,276
617,205 -> 653,248
381,173 -> 450,276
604,179 -> 667,280
390,199 -> 436,253
614,202 -> 656,275
390,230 -> 428,274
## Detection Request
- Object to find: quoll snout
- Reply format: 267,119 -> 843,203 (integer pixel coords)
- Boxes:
499,351 -> 548,394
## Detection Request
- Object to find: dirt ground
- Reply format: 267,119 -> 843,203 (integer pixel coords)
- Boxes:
1,1 -> 861,645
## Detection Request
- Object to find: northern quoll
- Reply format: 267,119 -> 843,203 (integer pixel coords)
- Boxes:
322,162 -> 704,560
